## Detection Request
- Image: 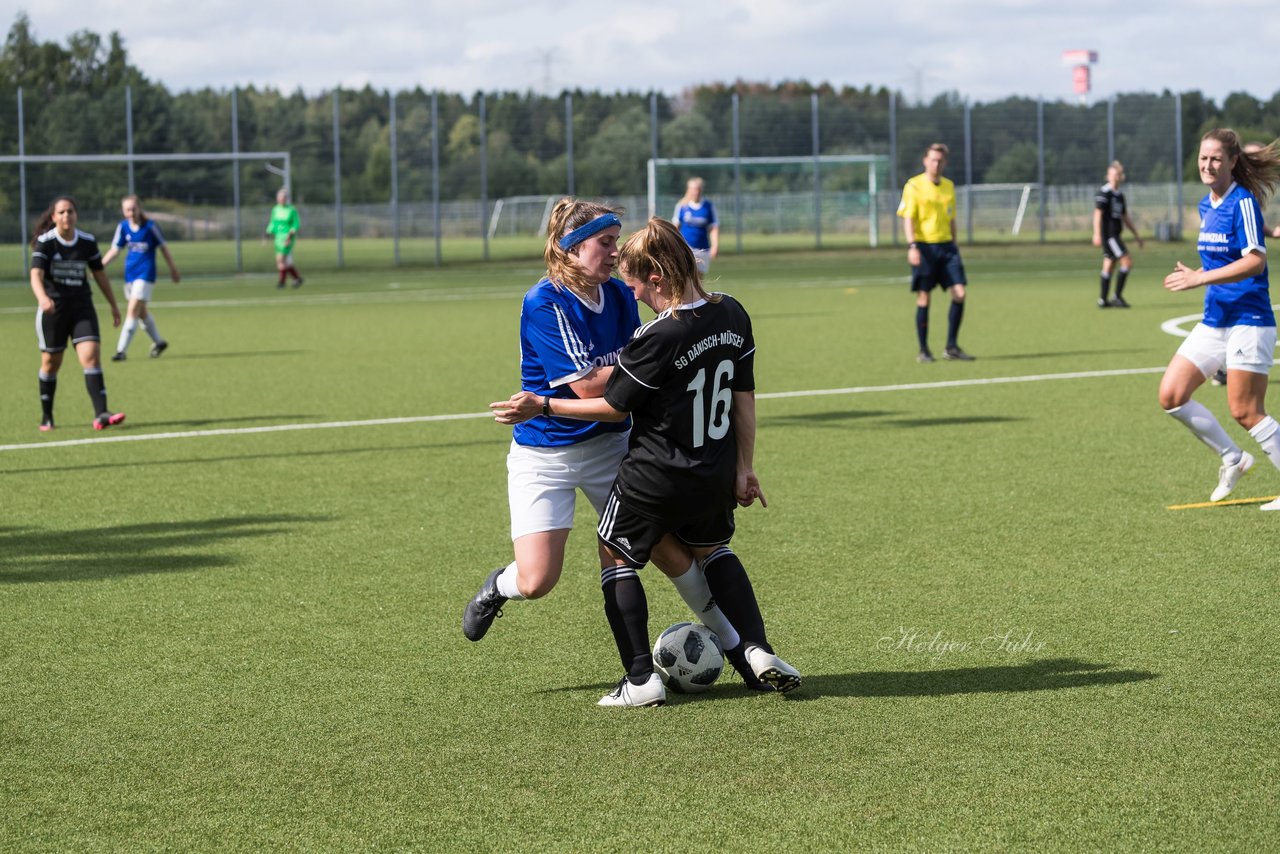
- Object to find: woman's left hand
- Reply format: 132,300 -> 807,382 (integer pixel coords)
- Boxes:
490,391 -> 542,424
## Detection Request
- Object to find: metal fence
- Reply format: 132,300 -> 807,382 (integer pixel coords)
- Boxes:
1,84 -> 1247,279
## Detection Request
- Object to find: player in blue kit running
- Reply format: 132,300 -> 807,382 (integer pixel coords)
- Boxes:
673,177 -> 719,273
462,199 -> 747,693
102,196 -> 181,361
1159,129 -> 1280,510
29,196 -> 126,432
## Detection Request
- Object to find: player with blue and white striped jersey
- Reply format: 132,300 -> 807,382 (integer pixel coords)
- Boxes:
462,199 -> 745,693
102,196 -> 180,361
1159,129 -> 1280,510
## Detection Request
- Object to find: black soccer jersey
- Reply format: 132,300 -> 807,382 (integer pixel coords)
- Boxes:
31,229 -> 104,304
1095,185 -> 1126,240
603,294 -> 755,516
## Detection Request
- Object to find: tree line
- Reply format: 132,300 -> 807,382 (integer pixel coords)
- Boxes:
4,13 -> 1280,221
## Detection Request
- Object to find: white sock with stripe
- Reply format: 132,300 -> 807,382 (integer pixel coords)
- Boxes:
667,560 -> 741,650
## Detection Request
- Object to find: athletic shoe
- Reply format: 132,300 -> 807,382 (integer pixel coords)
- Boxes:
1211,452 -> 1254,502
1210,369 -> 1228,386
277,282 -> 286,289
39,417 -> 54,432
292,277 -> 304,288
462,567 -> 508,641
598,673 -> 665,707
917,349 -> 935,364
93,412 -> 127,431
1098,298 -> 1111,308
724,644 -> 775,691
744,643 -> 802,693
150,341 -> 168,358
1109,296 -> 1131,308
111,351 -> 126,362
1260,496 -> 1280,511
943,346 -> 976,361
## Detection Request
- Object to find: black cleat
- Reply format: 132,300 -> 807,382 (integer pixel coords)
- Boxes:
725,644 -> 775,692
916,349 -> 935,364
1098,298 -> 1111,308
111,351 -> 126,362
943,346 -> 975,361
1211,369 -> 1228,386
150,340 -> 168,358
462,568 -> 508,641
292,276 -> 304,288
1109,296 -> 1130,308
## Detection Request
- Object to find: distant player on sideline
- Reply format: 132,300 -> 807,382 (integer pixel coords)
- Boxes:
673,177 -> 719,273
29,196 -> 126,432
898,143 -> 974,362
1159,129 -> 1280,510
1093,161 -> 1144,308
102,195 -> 180,360
266,188 -> 303,289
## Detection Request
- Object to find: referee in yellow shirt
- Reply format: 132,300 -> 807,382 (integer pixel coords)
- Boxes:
897,143 -> 974,362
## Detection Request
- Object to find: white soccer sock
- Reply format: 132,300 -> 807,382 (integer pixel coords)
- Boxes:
1249,415 -> 1280,470
117,317 -> 139,353
494,561 -> 526,600
142,315 -> 163,343
667,560 -> 741,650
1166,401 -> 1242,464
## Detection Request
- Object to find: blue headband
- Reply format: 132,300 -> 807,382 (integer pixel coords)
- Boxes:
558,213 -> 621,250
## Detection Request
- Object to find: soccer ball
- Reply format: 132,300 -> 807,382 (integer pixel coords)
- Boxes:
652,622 -> 724,693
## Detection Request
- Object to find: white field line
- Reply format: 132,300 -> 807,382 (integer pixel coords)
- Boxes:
0,367 -> 1165,454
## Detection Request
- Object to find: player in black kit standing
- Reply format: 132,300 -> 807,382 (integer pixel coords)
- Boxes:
492,218 -> 800,707
1092,161 -> 1145,308
29,196 -> 126,431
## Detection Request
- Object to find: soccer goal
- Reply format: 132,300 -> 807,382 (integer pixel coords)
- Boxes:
487,195 -> 561,240
648,154 -> 889,248
957,183 -> 1040,237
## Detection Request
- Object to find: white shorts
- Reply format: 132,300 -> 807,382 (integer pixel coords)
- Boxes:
124,280 -> 155,302
1176,322 -> 1277,376
506,431 -> 628,540
691,248 -> 711,273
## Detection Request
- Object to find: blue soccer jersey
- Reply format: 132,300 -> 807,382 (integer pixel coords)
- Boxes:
513,277 -> 641,447
674,200 -> 718,250
112,219 -> 166,283
1198,183 -> 1273,328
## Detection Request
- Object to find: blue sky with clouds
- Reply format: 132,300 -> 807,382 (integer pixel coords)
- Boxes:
13,0 -> 1280,103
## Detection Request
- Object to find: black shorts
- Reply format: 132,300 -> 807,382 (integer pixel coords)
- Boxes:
911,241 -> 967,292
37,300 -> 100,353
596,484 -> 736,569
1101,235 -> 1128,261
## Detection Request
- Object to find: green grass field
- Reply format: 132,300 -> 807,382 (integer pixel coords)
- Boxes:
1,243 -> 1276,851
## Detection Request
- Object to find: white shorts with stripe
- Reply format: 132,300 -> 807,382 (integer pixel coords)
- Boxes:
506,431 -> 628,540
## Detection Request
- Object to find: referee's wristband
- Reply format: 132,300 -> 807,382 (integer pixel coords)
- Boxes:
542,396 -> 551,417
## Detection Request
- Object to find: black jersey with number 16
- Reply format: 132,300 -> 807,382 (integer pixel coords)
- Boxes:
603,294 -> 755,516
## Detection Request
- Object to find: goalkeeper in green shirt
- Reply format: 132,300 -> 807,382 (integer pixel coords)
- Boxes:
266,188 -> 303,289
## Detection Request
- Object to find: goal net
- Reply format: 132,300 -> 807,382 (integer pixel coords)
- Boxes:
648,154 -> 890,247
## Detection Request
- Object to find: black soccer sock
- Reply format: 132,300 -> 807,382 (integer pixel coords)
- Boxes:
700,547 -> 769,650
39,372 -> 57,421
915,306 -> 930,351
1115,268 -> 1129,297
946,301 -> 965,350
1100,272 -> 1112,302
84,368 -> 108,416
601,566 -> 653,682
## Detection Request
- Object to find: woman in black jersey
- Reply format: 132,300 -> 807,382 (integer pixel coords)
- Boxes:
493,218 -> 800,707
29,196 -> 126,431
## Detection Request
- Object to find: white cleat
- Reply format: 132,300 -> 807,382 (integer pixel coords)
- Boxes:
744,644 -> 802,693
1211,452 -> 1254,502
598,673 -> 665,708
1260,496 -> 1280,511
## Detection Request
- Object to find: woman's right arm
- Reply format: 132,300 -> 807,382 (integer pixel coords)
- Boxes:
30,267 -> 54,314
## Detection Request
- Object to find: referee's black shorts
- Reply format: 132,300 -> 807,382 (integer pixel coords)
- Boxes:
37,300 -> 100,353
910,241 -> 967,292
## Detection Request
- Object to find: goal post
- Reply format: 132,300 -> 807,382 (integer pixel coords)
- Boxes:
648,154 -> 889,249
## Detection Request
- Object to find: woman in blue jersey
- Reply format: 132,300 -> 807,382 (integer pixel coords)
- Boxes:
1159,129 -> 1280,510
462,199 -> 744,680
673,177 -> 719,273
102,196 -> 181,361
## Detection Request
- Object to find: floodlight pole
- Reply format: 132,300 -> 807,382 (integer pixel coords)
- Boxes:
1037,97 -> 1046,243
333,89 -> 344,269
18,87 -> 28,276
126,86 -> 135,195
480,93 -> 490,262
232,88 -> 242,273
565,92 -> 574,196
732,93 -> 742,254
1175,92 -> 1184,239
432,90 -> 441,266
889,91 -> 898,246
1107,96 -> 1115,165
811,92 -> 821,249
390,90 -> 400,266
964,100 -> 973,244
